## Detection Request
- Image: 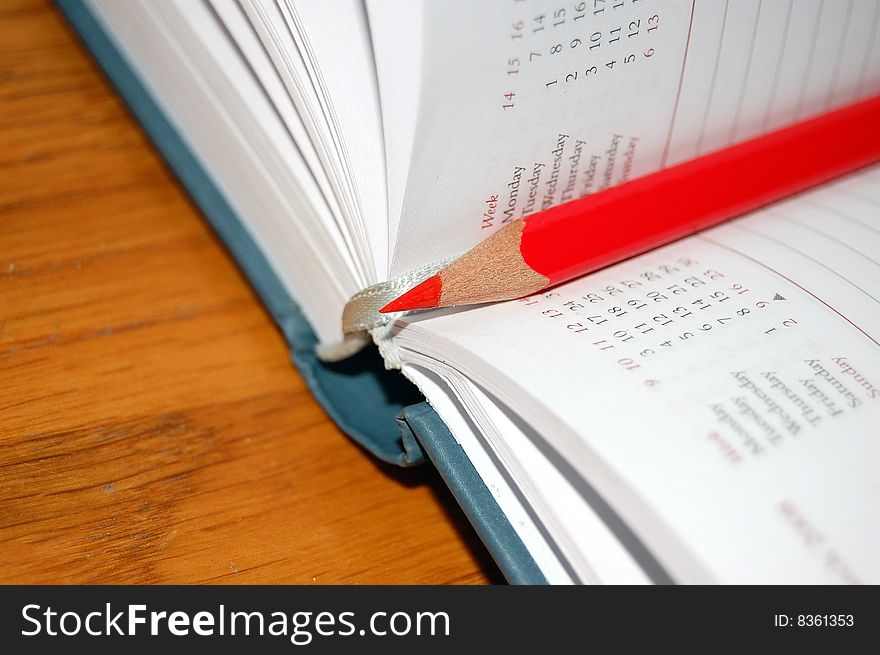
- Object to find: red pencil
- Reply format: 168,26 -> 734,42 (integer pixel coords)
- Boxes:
381,94 -> 880,314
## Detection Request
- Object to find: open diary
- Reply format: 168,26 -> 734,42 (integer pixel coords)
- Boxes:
64,0 -> 880,583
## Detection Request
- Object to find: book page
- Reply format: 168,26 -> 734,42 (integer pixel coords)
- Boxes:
237,0 -> 389,282
88,0 -> 361,343
207,0 -> 359,275
403,364 -> 577,584
364,0 -> 424,254
387,0 -> 880,276
404,357 -> 652,584
393,166 -> 880,583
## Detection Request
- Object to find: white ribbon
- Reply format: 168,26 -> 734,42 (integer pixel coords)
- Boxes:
315,257 -> 456,366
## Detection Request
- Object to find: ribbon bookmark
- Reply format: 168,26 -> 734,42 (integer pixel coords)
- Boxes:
315,258 -> 455,365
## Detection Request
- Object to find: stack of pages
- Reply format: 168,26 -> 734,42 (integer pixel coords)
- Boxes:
78,0 -> 880,583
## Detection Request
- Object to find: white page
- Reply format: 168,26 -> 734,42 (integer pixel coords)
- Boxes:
387,0 -> 880,276
403,356 -> 651,584
207,0 -> 360,277
281,0 -> 390,280
365,0 -> 424,252
394,166 -> 880,583
826,0 -> 880,107
89,0 -> 356,343
403,364 -> 575,584
237,0 -> 386,283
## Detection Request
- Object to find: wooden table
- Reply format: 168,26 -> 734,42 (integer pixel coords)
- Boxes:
0,0 -> 498,584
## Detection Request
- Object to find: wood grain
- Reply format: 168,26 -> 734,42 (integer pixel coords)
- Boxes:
0,0 -> 500,584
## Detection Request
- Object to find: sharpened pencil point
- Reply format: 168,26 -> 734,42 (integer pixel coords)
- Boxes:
380,275 -> 443,313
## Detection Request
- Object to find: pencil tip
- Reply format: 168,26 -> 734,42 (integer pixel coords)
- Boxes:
379,275 -> 443,313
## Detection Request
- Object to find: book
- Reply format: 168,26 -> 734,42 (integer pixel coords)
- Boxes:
61,0 -> 880,584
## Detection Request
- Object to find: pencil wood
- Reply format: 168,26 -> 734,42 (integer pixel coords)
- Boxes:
381,219 -> 547,312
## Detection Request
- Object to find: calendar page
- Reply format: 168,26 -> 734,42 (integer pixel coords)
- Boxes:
394,166 -> 880,583
381,0 -> 880,277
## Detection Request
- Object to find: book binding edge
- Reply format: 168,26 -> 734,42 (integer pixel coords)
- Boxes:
57,0 -> 546,584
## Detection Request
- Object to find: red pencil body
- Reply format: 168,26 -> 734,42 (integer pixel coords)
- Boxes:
521,94 -> 880,284
380,94 -> 880,314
